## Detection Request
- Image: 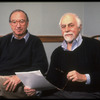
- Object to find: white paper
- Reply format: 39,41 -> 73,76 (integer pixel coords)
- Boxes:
15,70 -> 56,90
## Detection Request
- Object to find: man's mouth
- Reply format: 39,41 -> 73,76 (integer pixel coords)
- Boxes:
16,29 -> 22,32
65,33 -> 73,37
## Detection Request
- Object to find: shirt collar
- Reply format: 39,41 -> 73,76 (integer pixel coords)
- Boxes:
61,34 -> 83,51
11,31 -> 30,43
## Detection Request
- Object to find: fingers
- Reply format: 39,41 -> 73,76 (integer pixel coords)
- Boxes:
24,87 -> 36,92
67,75 -> 75,81
67,70 -> 85,82
4,80 -> 16,92
3,77 -> 10,85
67,72 -> 73,80
3,79 -> 10,91
67,70 -> 77,81
3,76 -> 18,92
12,83 -> 17,91
24,87 -> 36,96
26,91 -> 36,96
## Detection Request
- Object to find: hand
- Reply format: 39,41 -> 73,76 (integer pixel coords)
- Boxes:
3,75 -> 21,92
24,86 -> 36,96
67,70 -> 87,82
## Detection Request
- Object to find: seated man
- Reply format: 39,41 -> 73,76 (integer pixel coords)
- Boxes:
41,13 -> 100,99
24,13 -> 100,99
0,9 -> 48,99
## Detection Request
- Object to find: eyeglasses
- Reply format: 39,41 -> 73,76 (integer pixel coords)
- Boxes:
10,19 -> 26,26
55,68 -> 68,90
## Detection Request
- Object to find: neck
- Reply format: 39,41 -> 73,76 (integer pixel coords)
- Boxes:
67,42 -> 72,51
14,31 -> 27,39
66,40 -> 73,51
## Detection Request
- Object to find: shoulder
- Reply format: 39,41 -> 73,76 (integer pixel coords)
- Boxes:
0,33 -> 12,41
51,46 -> 63,57
82,36 -> 100,50
28,34 -> 45,49
82,36 -> 100,45
28,34 -> 42,44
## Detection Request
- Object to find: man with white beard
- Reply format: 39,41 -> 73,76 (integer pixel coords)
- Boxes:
39,13 -> 100,99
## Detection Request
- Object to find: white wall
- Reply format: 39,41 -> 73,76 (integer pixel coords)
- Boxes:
84,2 -> 100,37
0,2 -> 85,64
0,2 -> 100,66
0,2 -> 84,36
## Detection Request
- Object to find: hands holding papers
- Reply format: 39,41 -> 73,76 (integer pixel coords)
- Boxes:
15,70 -> 55,91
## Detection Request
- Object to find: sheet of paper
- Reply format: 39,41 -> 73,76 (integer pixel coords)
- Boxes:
15,70 -> 56,90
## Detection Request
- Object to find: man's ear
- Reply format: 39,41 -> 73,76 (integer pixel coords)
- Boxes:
79,24 -> 82,31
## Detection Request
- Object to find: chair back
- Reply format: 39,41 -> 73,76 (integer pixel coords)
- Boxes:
91,35 -> 100,41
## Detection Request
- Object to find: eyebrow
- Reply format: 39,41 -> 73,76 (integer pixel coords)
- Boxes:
61,22 -> 74,25
61,23 -> 74,28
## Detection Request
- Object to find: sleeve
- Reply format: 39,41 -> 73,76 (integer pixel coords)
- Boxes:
31,38 -> 48,75
89,40 -> 100,87
46,48 -> 67,89
85,74 -> 91,84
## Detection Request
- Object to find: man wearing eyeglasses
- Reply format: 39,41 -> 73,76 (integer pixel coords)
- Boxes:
39,13 -> 100,99
0,9 -> 48,99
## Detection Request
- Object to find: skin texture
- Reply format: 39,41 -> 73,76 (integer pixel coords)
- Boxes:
60,13 -> 81,50
3,75 -> 21,92
9,11 -> 29,39
24,86 -> 36,96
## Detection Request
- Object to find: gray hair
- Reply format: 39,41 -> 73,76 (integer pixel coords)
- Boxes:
59,13 -> 81,27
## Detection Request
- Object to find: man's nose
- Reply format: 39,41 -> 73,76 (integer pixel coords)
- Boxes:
65,26 -> 70,32
16,22 -> 21,27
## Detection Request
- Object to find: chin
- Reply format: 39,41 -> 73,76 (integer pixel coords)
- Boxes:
66,40 -> 73,43
65,38 -> 73,42
15,32 -> 23,35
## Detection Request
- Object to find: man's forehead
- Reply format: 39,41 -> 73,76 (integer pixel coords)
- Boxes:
61,14 -> 76,25
11,12 -> 26,19
12,12 -> 24,16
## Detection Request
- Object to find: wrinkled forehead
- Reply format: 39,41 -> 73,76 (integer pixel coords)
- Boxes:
61,14 -> 77,25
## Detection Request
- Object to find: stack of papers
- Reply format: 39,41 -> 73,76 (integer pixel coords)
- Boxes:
15,70 -> 56,90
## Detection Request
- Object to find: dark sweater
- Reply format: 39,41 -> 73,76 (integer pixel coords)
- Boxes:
0,33 -> 48,75
47,36 -> 100,92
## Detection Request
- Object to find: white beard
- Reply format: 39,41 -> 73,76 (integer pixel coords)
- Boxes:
63,32 -> 75,43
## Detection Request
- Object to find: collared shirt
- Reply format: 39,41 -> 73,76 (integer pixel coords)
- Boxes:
61,34 -> 83,51
61,34 -> 90,84
11,31 -> 30,43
